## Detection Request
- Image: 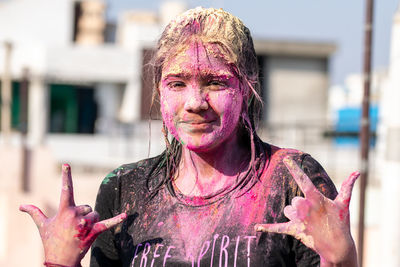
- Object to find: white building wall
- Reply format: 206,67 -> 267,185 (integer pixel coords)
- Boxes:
267,56 -> 328,125
45,45 -> 134,82
0,0 -> 73,45
379,4 -> 400,266
117,17 -> 162,49
0,0 -> 74,76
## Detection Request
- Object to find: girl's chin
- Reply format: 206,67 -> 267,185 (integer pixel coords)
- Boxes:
179,137 -> 223,153
184,143 -> 213,153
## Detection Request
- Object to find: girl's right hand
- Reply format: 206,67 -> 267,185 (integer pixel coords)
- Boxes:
20,164 -> 127,267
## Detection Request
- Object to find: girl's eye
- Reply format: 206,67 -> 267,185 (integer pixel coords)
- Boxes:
208,80 -> 226,90
167,81 -> 186,90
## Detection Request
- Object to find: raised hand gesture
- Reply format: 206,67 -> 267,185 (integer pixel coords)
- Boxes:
20,164 -> 127,267
255,156 -> 359,267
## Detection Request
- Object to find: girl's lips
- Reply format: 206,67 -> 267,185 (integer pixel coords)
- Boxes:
182,120 -> 214,124
179,120 -> 216,132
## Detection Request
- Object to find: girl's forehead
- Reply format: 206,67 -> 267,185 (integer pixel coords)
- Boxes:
162,41 -> 235,77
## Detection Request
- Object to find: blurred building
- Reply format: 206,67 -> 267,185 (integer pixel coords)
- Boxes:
377,3 -> 400,266
0,1 -> 339,266
327,71 -> 385,149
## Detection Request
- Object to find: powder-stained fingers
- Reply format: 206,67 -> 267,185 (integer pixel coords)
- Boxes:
75,205 -> 93,216
77,217 -> 88,228
59,164 -> 76,210
75,218 -> 89,240
290,196 -> 306,208
83,211 -> 100,226
283,205 -> 299,222
93,213 -> 127,235
255,221 -> 303,237
335,171 -> 360,207
76,212 -> 99,240
82,213 -> 127,248
283,156 -> 321,200
19,204 -> 47,228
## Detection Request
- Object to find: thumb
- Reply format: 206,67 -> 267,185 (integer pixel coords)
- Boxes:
82,213 -> 127,247
335,171 -> 360,207
19,204 -> 47,228
94,213 -> 127,235
255,222 -> 300,236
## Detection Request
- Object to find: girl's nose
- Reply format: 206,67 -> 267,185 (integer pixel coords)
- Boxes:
184,89 -> 208,112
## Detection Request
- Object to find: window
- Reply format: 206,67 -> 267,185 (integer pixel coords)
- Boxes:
49,84 -> 98,133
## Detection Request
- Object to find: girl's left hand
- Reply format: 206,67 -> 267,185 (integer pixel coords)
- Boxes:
255,156 -> 359,266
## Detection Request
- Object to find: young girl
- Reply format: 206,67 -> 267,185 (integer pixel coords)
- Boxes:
20,7 -> 359,267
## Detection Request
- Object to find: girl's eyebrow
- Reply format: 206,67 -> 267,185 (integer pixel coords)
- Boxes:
162,69 -> 235,81
162,71 -> 192,81
200,71 -> 236,81
202,73 -> 235,80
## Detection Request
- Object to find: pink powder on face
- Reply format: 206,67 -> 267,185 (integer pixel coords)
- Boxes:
159,40 -> 244,153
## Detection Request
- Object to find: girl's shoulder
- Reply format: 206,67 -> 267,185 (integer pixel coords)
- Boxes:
100,152 -> 166,189
261,142 -> 338,200
263,143 -> 308,165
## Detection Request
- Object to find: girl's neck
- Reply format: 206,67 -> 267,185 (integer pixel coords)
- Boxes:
174,133 -> 251,197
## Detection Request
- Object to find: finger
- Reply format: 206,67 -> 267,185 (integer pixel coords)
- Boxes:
83,211 -> 100,225
283,205 -> 299,222
75,205 -> 92,216
19,204 -> 47,228
92,213 -> 127,236
255,222 -> 302,237
291,196 -> 306,208
335,171 -> 360,206
75,218 -> 89,239
59,164 -> 75,210
82,213 -> 127,247
283,156 -> 321,199
76,212 -> 99,240
77,217 -> 87,228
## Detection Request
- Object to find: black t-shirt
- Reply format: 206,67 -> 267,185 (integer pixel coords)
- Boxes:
90,145 -> 337,267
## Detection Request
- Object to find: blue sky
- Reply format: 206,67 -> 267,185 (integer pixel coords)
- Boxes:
106,0 -> 399,86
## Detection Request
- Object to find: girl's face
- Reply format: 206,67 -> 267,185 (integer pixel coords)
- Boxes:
159,41 -> 244,152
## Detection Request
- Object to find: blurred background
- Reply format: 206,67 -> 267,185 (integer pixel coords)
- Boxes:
0,0 -> 399,266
